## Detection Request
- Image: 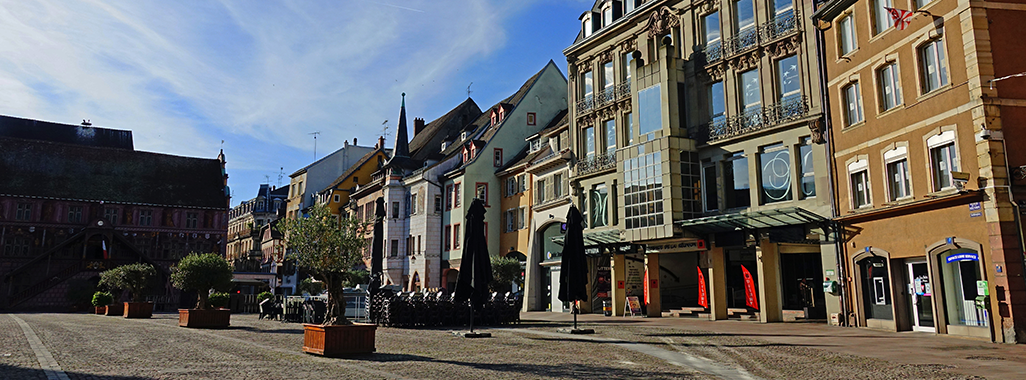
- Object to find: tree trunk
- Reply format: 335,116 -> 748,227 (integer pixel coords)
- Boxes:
322,275 -> 350,326
196,291 -> 210,310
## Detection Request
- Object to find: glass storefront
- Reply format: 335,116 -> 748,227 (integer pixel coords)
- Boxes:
938,249 -> 988,327
858,256 -> 892,320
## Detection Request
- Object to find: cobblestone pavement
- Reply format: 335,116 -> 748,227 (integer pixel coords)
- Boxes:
0,312 -> 1021,379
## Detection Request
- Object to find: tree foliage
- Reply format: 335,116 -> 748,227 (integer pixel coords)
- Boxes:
99,263 -> 156,302
490,255 -> 523,294
171,252 -> 234,310
91,291 -> 113,307
299,277 -> 324,295
276,205 -> 369,325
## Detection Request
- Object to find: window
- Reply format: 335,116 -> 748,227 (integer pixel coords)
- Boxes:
582,71 -> 594,101
605,119 -> 616,153
505,209 -> 516,232
454,183 -> 462,208
774,0 -> 793,16
777,55 -> 800,102
915,0 -> 933,8
445,185 -> 453,210
139,210 -> 152,226
873,0 -> 893,35
928,131 -> 959,191
476,183 -> 488,205
624,151 -> 664,229
919,39 -> 948,94
603,61 -> 614,93
554,173 -> 564,198
527,112 -> 536,126
3,236 -> 31,256
759,144 -> 792,204
885,147 -> 912,200
799,138 -> 816,199
583,126 -> 596,158
709,82 -> 725,123
434,195 -> 442,213
67,206 -> 82,223
843,82 -> 864,126
739,69 -> 761,112
624,53 -> 633,82
391,202 -> 400,218
602,3 -> 613,27
444,225 -> 451,250
702,163 -> 719,211
625,0 -> 636,13
724,152 -> 751,208
333,194 -> 340,203
638,84 -> 662,136
839,14 -> 857,55
591,184 -> 609,228
878,62 -> 902,111
453,224 -> 461,249
703,11 -> 720,46
849,159 -> 871,208
735,0 -> 757,49
411,193 -> 418,215
390,239 -> 399,257
535,178 -> 546,204
105,208 -> 120,225
518,174 -> 528,193
186,212 -> 197,228
625,112 -> 634,145
518,207 -> 526,230
506,177 -> 516,197
583,14 -> 593,38
406,236 -> 413,256
15,203 -> 31,221
494,148 -> 503,167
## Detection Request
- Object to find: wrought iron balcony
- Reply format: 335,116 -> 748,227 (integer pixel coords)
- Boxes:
616,80 -> 631,100
763,10 -> 798,41
597,86 -> 617,106
576,94 -> 595,113
696,96 -> 809,143
700,41 -> 723,63
716,9 -> 801,60
723,27 -> 759,57
575,151 -> 617,176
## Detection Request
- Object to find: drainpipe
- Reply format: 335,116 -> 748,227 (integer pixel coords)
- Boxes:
996,136 -> 1026,343
814,14 -> 851,327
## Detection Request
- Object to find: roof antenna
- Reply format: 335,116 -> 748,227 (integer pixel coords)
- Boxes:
277,167 -> 284,187
467,82 -> 473,98
308,131 -> 321,160
381,120 -> 390,141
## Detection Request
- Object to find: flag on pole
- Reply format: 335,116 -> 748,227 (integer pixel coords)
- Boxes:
742,265 -> 759,310
697,266 -> 709,308
102,239 -> 109,260
884,7 -> 915,31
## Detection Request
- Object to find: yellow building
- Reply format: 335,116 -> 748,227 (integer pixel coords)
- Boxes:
317,147 -> 390,216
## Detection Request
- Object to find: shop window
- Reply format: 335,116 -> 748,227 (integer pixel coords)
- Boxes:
759,143 -> 792,204
590,184 -> 609,228
799,138 -> 816,199
724,152 -> 751,209
938,249 -> 988,327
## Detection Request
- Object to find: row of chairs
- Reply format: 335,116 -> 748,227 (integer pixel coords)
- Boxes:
371,291 -> 521,328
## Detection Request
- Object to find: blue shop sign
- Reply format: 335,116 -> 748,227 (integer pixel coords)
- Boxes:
946,252 -> 979,263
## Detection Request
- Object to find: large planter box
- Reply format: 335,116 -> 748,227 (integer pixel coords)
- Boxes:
123,302 -> 153,318
303,323 -> 376,357
94,306 -> 106,315
105,303 -> 124,316
178,309 -> 231,328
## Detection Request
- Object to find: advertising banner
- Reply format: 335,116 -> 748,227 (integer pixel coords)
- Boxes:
742,265 -> 758,310
697,266 -> 708,308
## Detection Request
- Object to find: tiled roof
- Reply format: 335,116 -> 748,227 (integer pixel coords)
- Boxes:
0,136 -> 227,209
321,148 -> 385,194
538,109 -> 569,136
0,114 -> 134,150
407,98 -> 482,162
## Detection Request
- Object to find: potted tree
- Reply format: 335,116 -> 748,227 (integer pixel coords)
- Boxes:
277,204 -> 372,356
171,252 -> 234,328
91,291 -> 113,315
99,263 -> 156,318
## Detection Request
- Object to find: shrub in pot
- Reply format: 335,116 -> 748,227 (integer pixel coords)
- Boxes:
171,253 -> 233,328
91,291 -> 113,315
209,292 -> 230,309
99,263 -> 156,318
276,204 -> 373,356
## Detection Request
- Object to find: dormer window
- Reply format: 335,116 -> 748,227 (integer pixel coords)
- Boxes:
498,107 -> 505,122
581,13 -> 594,38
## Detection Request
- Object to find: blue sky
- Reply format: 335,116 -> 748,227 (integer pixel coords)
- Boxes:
0,0 -> 590,206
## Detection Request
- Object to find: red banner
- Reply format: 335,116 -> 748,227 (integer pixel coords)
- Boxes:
697,266 -> 708,308
643,270 -> 650,304
742,265 -> 758,310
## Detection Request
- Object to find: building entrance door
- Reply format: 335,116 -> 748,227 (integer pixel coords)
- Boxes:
906,261 -> 935,332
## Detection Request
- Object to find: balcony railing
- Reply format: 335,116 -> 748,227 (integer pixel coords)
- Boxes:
692,95 -> 809,143
575,151 -> 617,176
577,81 -> 631,115
701,9 -> 799,64
576,94 -> 595,113
616,80 -> 631,100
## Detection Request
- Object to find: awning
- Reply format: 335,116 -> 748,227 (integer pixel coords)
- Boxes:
676,207 -> 832,235
551,229 -> 622,247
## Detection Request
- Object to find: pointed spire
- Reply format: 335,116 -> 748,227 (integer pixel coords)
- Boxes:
393,92 -> 410,158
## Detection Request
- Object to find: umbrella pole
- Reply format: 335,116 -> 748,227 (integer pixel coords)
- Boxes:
573,300 -> 578,330
469,303 -> 475,333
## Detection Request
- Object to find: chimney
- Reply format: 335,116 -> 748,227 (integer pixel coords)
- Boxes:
344,139 -> 349,147
414,118 -> 426,136
378,136 -> 385,150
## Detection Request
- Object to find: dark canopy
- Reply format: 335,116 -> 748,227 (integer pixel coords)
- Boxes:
453,198 -> 493,309
369,197 -> 386,295
558,205 -> 588,303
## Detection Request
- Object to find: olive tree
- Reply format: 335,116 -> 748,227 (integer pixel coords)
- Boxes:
489,255 -> 523,294
171,253 -> 234,310
99,263 -> 156,302
276,205 -> 368,325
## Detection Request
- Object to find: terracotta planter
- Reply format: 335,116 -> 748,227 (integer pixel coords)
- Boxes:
178,309 -> 231,328
123,302 -> 153,318
302,323 -> 376,357
105,303 -> 124,316
94,306 -> 106,314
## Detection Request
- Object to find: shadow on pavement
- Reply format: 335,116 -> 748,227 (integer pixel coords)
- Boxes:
643,331 -> 907,339
0,364 -> 153,380
356,353 -> 695,378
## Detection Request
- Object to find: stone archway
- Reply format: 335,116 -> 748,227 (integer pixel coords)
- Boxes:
410,272 -> 421,292
851,247 -> 899,331
925,237 -> 990,339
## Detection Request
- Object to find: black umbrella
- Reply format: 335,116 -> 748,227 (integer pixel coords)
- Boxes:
453,198 -> 493,336
368,197 -> 386,297
558,204 -> 591,332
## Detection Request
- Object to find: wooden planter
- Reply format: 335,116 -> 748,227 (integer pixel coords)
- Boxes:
303,323 -> 376,357
123,302 -> 153,318
94,306 -> 106,315
178,309 -> 231,328
105,303 -> 124,316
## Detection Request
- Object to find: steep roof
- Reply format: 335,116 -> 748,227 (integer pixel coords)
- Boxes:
392,94 -> 410,159
477,62 -> 549,144
0,136 -> 227,209
538,109 -> 569,136
407,98 -> 483,162
321,148 -> 385,194
0,114 -> 134,150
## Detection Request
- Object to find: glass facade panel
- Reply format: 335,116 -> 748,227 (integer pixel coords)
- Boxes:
623,152 -> 663,229
638,84 -> 662,136
799,141 -> 815,198
759,144 -> 792,203
939,250 -> 988,327
590,184 -> 608,228
724,152 -> 750,208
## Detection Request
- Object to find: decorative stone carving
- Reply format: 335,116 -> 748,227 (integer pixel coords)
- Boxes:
766,34 -> 801,59
598,49 -> 613,64
646,6 -> 680,38
810,118 -> 826,144
620,38 -> 637,54
730,51 -> 762,71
